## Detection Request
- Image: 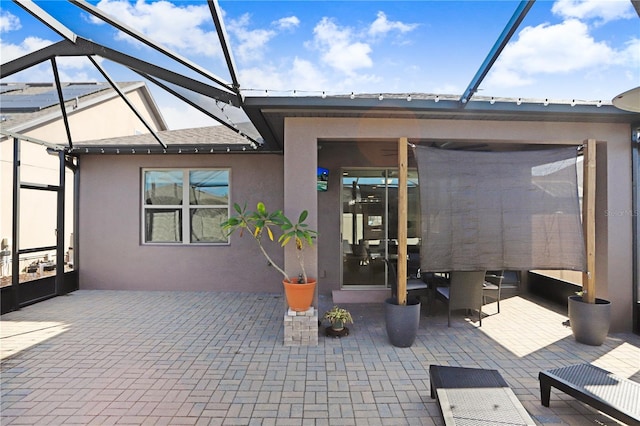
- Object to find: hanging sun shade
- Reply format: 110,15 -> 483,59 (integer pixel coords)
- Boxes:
414,145 -> 586,272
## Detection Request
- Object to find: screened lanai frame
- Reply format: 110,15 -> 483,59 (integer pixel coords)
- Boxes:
0,0 -> 544,153
3,133 -> 75,311
0,0 -> 528,309
1,0 -> 639,330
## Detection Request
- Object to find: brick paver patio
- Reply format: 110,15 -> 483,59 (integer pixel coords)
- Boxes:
1,290 -> 639,425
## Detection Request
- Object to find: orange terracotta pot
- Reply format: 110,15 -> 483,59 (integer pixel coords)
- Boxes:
283,278 -> 316,311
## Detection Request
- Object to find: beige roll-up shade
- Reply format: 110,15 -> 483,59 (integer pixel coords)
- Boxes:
413,145 -> 586,272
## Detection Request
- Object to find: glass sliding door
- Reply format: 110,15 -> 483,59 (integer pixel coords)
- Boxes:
341,169 -> 421,289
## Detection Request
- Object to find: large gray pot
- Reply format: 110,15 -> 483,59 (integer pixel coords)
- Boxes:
568,295 -> 611,346
384,297 -> 421,347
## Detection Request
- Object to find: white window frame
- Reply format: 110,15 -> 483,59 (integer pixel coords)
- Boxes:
141,168 -> 230,245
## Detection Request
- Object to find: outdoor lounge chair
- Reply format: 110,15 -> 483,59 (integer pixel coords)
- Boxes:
539,363 -> 640,425
429,365 -> 536,426
435,270 -> 485,326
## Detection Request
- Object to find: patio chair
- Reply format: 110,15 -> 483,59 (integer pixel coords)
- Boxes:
384,258 -> 429,301
344,240 -> 370,272
483,270 -> 504,314
352,241 -> 370,266
435,270 -> 485,326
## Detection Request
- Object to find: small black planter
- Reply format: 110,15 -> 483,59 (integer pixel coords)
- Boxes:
325,327 -> 349,338
568,295 -> 611,346
384,297 -> 421,347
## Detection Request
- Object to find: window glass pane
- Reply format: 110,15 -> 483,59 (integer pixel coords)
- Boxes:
145,209 -> 182,242
189,170 -> 229,205
190,208 -> 228,243
144,170 -> 183,205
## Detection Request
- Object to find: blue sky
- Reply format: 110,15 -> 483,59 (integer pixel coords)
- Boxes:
1,0 -> 638,129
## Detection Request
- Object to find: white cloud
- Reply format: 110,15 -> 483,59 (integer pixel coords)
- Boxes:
239,65 -> 287,92
94,0 -> 221,57
161,102 -> 217,130
311,17 -> 373,76
226,13 -> 276,63
485,19 -> 630,88
619,38 -> 640,67
274,16 -> 300,31
1,36 -> 51,63
56,56 -> 103,72
290,58 -> 328,90
308,12 -> 417,77
551,0 -> 635,24
238,58 -> 326,92
238,57 -> 383,95
368,11 -> 418,38
0,10 -> 21,33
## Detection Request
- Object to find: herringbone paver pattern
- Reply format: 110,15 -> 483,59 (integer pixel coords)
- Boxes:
1,290 -> 638,425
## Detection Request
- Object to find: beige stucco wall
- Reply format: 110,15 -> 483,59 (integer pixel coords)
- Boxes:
285,117 -> 634,332
78,153 -> 285,292
74,115 -> 634,332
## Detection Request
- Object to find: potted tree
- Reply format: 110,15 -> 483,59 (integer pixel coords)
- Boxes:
384,137 -> 421,348
323,305 -> 353,337
221,202 -> 318,311
568,139 -> 611,346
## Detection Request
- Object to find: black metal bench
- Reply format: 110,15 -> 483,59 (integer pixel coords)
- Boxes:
539,363 -> 640,425
429,365 -> 536,425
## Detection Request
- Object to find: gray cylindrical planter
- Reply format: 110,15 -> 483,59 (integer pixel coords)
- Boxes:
568,295 -> 611,346
384,297 -> 421,348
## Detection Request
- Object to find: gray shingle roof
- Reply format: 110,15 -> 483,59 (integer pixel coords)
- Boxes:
73,124 -> 250,147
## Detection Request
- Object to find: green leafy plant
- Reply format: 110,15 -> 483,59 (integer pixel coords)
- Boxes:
323,306 -> 353,329
221,202 -> 318,283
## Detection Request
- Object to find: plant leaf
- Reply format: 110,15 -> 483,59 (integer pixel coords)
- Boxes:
280,235 -> 291,247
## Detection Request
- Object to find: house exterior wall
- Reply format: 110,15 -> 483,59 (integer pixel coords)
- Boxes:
284,117 -> 634,332
77,153 -> 285,293
0,86 -> 164,277
74,115 -> 634,332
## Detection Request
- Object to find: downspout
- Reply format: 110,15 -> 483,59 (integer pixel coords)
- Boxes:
632,125 -> 639,333
55,150 -> 65,296
73,157 -> 79,279
11,138 -> 20,310
64,154 -> 79,290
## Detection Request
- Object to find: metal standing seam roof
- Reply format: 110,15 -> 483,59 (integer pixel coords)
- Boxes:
242,93 -> 640,152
